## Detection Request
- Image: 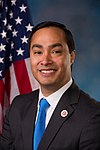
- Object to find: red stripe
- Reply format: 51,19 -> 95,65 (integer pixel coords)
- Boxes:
0,80 -> 5,107
5,69 -> 11,105
13,59 -> 32,94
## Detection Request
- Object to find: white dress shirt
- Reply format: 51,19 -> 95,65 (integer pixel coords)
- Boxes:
37,78 -> 73,127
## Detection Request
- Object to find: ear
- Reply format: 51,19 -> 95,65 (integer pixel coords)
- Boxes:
70,50 -> 76,65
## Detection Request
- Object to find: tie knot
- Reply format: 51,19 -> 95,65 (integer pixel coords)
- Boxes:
39,98 -> 50,111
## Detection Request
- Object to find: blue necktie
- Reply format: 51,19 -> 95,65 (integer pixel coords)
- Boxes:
34,98 -> 50,150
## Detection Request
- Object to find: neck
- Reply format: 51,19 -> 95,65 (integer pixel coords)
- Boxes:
41,86 -> 58,97
40,79 -> 72,97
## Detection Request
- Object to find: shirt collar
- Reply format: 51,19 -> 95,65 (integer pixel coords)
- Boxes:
39,78 -> 73,109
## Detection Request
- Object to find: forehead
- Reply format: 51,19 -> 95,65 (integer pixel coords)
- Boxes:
31,27 -> 66,41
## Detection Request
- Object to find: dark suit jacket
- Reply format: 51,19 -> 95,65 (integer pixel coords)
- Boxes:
0,81 -> 100,150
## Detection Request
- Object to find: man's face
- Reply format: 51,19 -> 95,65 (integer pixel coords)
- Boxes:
30,27 -> 75,94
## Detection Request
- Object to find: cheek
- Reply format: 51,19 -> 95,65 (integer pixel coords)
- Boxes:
57,57 -> 71,74
30,57 -> 37,74
30,53 -> 37,66
56,57 -> 68,68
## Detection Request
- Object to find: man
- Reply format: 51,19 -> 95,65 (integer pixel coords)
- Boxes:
0,21 -> 100,150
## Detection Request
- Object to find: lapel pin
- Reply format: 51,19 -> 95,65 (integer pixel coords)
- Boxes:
61,110 -> 68,118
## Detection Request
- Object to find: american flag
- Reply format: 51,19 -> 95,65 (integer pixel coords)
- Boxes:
0,0 -> 38,132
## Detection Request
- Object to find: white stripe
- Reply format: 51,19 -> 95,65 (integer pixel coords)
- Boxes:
9,64 -> 20,104
25,58 -> 39,91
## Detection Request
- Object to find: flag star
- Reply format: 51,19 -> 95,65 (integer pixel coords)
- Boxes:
0,43 -> 6,51
0,71 -> 2,77
3,18 -> 7,25
5,7 -> 8,12
12,29 -> 18,37
7,24 -> 12,30
19,4 -> 27,12
26,23 -> 33,31
9,11 -> 13,18
11,41 -> 14,49
15,16 -> 23,24
0,57 -> 4,63
16,48 -> 24,56
11,0 -> 16,6
9,54 -> 13,61
21,35 -> 28,44
6,38 -> 10,43
1,30 -> 7,38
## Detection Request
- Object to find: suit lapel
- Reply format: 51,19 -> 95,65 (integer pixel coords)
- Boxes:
38,82 -> 80,150
21,91 -> 39,150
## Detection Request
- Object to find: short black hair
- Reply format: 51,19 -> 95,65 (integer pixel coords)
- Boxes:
28,21 -> 75,53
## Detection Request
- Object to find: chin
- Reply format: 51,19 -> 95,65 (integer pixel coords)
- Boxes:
39,81 -> 55,87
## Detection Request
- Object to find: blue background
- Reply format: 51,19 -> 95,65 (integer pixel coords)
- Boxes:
28,0 -> 100,101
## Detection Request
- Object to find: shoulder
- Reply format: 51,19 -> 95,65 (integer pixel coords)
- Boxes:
13,89 -> 39,102
69,80 -> 100,112
76,86 -> 100,118
9,89 -> 39,112
79,89 -> 100,110
69,82 -> 100,129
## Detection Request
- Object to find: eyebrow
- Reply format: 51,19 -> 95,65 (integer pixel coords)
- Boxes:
32,44 -> 42,49
48,43 -> 63,49
32,43 -> 63,49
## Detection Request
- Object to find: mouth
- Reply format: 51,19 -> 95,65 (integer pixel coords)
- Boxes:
40,69 -> 55,73
39,69 -> 57,75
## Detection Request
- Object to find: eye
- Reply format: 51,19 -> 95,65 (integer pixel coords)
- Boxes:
33,50 -> 43,55
52,49 -> 62,55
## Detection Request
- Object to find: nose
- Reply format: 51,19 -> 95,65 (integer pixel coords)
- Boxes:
40,52 -> 52,66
